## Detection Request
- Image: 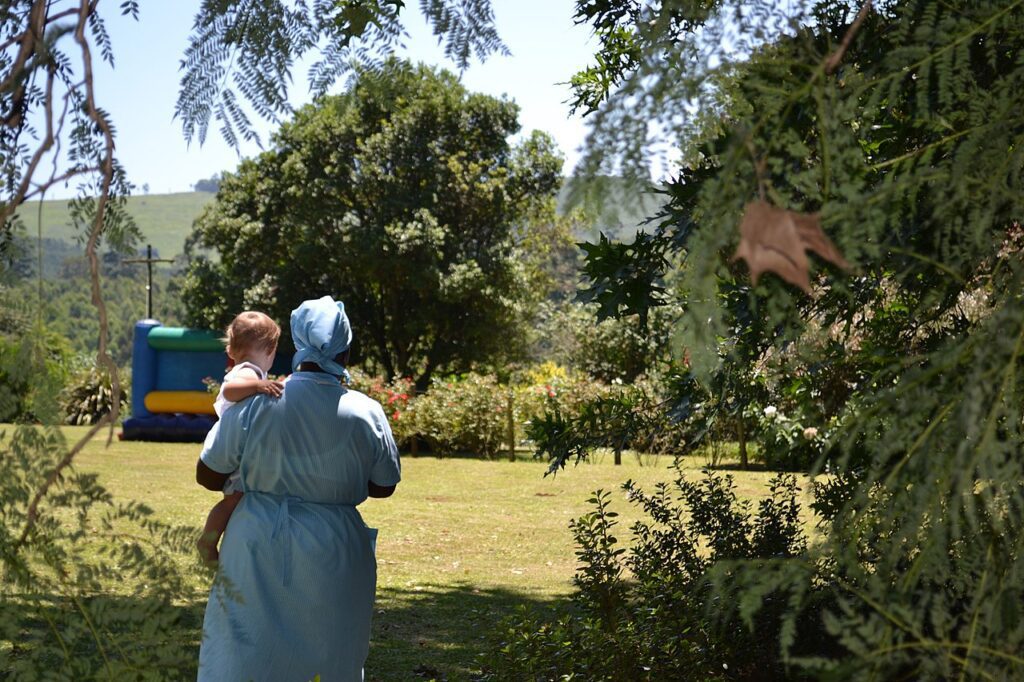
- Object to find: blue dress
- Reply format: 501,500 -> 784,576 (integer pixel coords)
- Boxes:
197,371 -> 401,682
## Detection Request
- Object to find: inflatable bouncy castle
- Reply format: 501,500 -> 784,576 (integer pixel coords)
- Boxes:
121,320 -> 226,441
122,319 -> 292,442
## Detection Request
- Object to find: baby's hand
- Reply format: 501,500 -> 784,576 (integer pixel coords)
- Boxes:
256,379 -> 285,398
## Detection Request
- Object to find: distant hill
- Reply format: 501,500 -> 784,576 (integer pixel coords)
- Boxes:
556,177 -> 667,242
15,191 -> 215,263
13,179 -> 666,278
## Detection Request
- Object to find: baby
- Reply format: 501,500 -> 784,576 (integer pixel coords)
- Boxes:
197,311 -> 284,564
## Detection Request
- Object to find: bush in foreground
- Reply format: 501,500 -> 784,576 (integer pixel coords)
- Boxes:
482,468 -> 819,680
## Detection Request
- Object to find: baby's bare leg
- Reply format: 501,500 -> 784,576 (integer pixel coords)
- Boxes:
198,492 -> 244,564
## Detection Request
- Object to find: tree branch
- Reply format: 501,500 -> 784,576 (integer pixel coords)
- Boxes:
73,0 -> 122,442
824,1 -> 873,75
15,417 -> 112,550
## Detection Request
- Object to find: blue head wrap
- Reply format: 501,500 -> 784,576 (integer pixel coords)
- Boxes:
290,296 -> 353,380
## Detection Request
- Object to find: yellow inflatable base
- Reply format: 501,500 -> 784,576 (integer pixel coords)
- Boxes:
144,391 -> 216,416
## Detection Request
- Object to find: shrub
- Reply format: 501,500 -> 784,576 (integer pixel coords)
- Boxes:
346,365 -> 635,459
0,328 -> 71,423
61,363 -> 130,425
526,376 -> 691,473
515,364 -> 612,432
757,404 -> 831,472
347,368 -> 416,444
482,468 -> 815,680
403,373 -> 509,458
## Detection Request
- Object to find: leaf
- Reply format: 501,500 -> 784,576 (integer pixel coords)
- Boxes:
732,200 -> 850,293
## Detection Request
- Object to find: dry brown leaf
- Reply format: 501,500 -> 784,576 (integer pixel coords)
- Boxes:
791,211 -> 851,272
732,200 -> 850,293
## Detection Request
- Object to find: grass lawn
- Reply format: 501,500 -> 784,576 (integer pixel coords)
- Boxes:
24,426 -> 814,680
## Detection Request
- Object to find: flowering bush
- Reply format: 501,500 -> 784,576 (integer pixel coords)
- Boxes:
343,364 -> 628,459
403,373 -> 508,457
757,403 -> 831,471
515,365 -> 612,429
202,376 -> 220,396
347,368 -> 416,444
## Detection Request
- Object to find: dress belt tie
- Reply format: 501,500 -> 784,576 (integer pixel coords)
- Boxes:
270,496 -> 294,587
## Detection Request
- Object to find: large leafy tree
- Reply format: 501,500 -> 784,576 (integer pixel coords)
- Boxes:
553,0 -> 1024,678
182,59 -> 562,385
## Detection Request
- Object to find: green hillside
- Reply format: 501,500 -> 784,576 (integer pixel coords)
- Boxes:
13,178 -> 664,274
16,192 -> 215,261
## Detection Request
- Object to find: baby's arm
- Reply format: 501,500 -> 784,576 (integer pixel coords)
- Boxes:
221,367 -> 284,402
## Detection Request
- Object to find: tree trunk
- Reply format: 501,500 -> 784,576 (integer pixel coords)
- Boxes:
737,416 -> 748,469
507,390 -> 516,462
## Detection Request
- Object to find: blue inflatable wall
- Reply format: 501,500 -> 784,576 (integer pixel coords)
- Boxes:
122,319 -> 291,443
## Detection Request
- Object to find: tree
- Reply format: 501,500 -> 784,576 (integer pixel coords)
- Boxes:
182,59 -> 562,386
547,0 -> 1024,678
192,174 -> 221,193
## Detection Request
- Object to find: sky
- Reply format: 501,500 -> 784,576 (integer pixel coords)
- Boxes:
48,1 -> 598,199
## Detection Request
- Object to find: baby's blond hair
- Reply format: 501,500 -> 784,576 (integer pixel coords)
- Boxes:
225,311 -> 280,360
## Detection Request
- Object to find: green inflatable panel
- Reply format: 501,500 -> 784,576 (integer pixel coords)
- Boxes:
147,327 -> 225,352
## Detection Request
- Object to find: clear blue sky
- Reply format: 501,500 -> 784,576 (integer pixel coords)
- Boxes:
58,1 -> 597,199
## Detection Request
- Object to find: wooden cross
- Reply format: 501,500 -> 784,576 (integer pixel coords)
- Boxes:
123,244 -> 174,319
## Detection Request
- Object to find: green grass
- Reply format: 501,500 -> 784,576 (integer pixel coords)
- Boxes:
30,426 -> 813,680
16,192 -> 215,261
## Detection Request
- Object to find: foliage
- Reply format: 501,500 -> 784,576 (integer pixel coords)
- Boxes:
1,1 -> 140,241
2,273 -> 179,366
0,290 -> 193,679
1,5 -> 204,673
529,300 -> 679,383
346,362 -> 632,460
61,361 -> 131,426
0,425 -> 199,679
578,231 -> 669,330
0,326 -> 71,425
561,0 -> 1024,677
176,0 -> 508,150
483,469 -> 813,680
182,59 -> 562,387
516,205 -> 585,304
0,290 -> 71,423
527,377 -> 687,474
347,368 -> 416,443
400,372 -> 508,458
193,174 -> 222,193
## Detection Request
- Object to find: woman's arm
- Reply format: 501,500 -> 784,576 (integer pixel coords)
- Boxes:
197,459 -> 230,491
198,400 -> 250,491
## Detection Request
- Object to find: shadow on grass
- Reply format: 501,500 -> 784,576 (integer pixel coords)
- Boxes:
368,582 -> 565,682
1,592 -> 205,679
4,584 -> 563,681
705,461 -> 772,472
